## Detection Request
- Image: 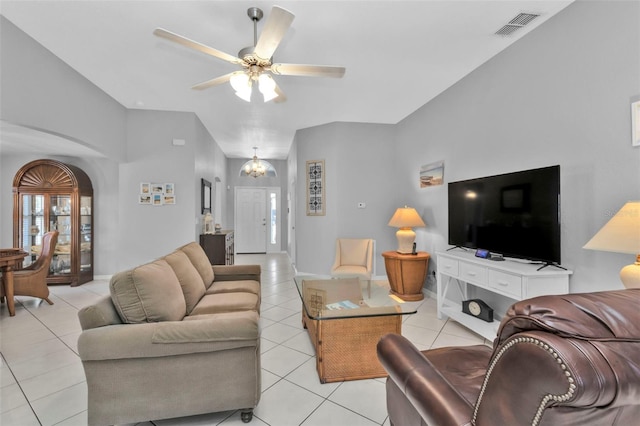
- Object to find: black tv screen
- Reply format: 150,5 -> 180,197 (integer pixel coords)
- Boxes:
448,165 -> 561,265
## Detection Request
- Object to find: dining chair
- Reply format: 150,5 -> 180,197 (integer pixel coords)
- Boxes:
0,231 -> 59,306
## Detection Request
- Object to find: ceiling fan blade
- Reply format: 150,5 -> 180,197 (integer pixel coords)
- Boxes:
254,6 -> 295,61
191,72 -> 234,91
273,83 -> 287,103
270,63 -> 346,78
154,28 -> 241,65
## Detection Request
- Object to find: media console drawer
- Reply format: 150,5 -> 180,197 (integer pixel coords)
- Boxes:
489,270 -> 522,299
459,262 -> 487,286
439,257 -> 459,277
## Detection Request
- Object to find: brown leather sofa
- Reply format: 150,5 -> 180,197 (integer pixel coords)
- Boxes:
377,289 -> 640,426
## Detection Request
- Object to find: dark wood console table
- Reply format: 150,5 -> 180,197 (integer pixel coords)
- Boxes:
199,231 -> 234,265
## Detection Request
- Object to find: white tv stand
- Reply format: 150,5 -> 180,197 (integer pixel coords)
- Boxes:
437,249 -> 572,341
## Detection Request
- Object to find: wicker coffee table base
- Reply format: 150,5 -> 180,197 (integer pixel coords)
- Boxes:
303,311 -> 402,383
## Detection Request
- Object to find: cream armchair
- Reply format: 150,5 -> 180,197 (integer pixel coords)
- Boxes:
331,238 -> 375,280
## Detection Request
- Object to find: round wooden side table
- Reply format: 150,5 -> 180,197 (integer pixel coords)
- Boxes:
382,251 -> 430,301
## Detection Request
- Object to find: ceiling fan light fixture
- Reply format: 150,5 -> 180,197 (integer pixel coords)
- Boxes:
235,88 -> 252,102
230,71 -> 249,91
258,74 -> 278,102
230,72 -> 252,101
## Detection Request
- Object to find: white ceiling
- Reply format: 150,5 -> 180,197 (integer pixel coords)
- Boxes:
0,0 -> 574,160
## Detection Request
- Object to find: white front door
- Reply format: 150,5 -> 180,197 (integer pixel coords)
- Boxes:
235,188 -> 267,253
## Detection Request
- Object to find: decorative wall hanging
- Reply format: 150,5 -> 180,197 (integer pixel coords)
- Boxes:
139,182 -> 176,205
306,160 -> 325,216
419,161 -> 444,188
201,179 -> 212,214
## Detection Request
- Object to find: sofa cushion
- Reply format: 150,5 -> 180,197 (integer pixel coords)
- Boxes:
178,242 -> 215,288
110,259 -> 186,323
205,280 -> 260,296
163,250 -> 206,314
190,292 -> 260,316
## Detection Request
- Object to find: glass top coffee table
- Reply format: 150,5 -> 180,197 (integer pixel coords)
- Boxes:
294,275 -> 420,383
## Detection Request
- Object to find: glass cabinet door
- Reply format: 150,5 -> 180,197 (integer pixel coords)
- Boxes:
80,195 -> 92,274
50,195 -> 72,276
20,194 -> 45,268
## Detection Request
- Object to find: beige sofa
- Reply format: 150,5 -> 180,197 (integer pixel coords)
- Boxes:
77,242 -> 261,425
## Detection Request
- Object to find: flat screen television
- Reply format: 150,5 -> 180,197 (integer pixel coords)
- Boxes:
448,165 -> 561,265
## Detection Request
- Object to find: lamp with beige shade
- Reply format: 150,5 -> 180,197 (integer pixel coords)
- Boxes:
583,201 -> 640,289
388,206 -> 426,254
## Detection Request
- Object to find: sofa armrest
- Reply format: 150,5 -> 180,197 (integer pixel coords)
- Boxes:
78,310 -> 259,361
377,333 -> 474,426
78,295 -> 123,330
212,264 -> 261,283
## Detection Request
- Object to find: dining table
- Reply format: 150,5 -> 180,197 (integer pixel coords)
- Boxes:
0,248 -> 28,317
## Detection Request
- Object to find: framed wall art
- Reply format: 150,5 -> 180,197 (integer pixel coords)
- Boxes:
632,100 -> 640,147
139,182 -> 175,206
420,161 -> 444,187
306,159 -> 325,216
201,178 -> 212,214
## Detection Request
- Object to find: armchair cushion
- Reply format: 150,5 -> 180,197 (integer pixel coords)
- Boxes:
340,239 -> 370,266
110,259 -> 186,323
331,238 -> 374,279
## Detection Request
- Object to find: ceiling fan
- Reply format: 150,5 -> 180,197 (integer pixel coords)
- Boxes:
153,5 -> 346,103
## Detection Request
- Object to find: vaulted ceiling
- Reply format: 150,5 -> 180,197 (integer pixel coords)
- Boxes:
0,1 -> 574,160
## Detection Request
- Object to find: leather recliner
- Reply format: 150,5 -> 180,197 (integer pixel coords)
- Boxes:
377,289 -> 640,425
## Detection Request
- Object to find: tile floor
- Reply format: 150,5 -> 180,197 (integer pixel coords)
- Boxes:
1,253 -> 489,426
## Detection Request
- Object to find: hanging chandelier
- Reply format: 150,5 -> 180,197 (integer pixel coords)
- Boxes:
244,147 -> 266,178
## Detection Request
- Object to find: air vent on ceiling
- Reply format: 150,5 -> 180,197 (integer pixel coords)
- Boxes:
495,13 -> 540,36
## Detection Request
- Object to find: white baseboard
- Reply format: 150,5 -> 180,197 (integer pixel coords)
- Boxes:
93,275 -> 112,281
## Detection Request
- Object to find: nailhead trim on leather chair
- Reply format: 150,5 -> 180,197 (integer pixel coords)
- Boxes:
473,336 -> 576,426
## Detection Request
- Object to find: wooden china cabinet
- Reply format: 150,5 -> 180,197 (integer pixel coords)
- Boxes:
13,159 -> 94,286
